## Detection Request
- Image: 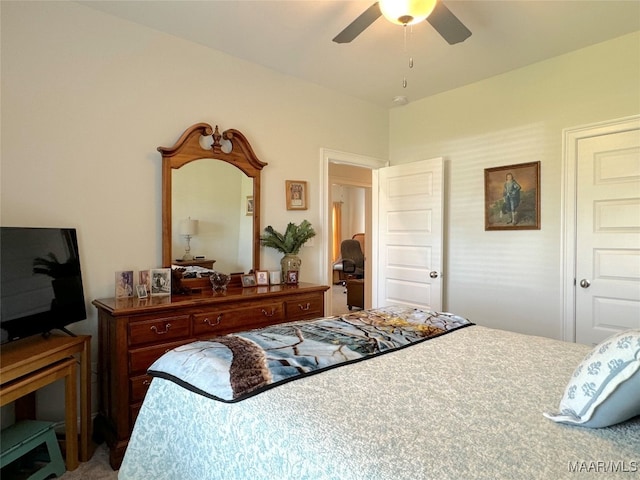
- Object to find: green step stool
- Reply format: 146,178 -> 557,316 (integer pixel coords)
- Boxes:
1,420 -> 66,479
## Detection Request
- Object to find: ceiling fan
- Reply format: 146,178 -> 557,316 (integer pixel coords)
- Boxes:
333,1 -> 472,45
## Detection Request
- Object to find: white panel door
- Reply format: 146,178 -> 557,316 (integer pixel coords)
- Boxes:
576,127 -> 640,345
376,158 -> 443,310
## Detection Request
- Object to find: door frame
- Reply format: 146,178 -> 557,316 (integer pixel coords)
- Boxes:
561,114 -> 640,342
320,148 -> 387,315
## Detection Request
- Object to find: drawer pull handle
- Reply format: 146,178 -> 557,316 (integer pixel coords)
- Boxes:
204,315 -> 222,327
150,323 -> 171,335
261,308 -> 276,317
298,303 -> 311,311
143,379 -> 151,386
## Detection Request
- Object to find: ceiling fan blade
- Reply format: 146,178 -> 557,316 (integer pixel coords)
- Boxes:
427,1 -> 471,45
333,2 -> 381,44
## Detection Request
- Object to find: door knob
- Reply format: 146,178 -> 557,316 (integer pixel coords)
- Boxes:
429,271 -> 439,279
579,279 -> 591,288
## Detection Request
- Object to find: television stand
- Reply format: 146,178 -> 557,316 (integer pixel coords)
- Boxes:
0,333 -> 91,470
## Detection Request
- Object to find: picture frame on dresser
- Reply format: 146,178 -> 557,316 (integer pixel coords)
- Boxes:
139,270 -> 151,292
136,284 -> 148,299
286,270 -> 298,284
256,271 -> 269,286
269,270 -> 282,285
150,268 -> 171,296
115,271 -> 134,298
241,273 -> 257,287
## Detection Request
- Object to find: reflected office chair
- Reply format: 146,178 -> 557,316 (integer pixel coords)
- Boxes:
340,239 -> 365,309
340,239 -> 365,279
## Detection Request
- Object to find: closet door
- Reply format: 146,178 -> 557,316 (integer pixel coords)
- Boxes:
574,123 -> 640,345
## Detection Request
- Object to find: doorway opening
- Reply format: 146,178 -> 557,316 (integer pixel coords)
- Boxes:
320,149 -> 388,316
331,184 -> 366,316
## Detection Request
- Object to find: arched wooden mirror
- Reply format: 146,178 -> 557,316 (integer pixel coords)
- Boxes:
159,123 -> 267,279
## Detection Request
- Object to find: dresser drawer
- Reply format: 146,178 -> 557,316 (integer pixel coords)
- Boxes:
128,314 -> 191,347
192,302 -> 285,336
129,374 -> 153,403
129,339 -> 193,375
285,293 -> 324,321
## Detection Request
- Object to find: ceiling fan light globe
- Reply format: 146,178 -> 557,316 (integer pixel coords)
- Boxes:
379,0 -> 436,26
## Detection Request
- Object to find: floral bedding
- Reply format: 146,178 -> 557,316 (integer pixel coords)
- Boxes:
148,306 -> 473,402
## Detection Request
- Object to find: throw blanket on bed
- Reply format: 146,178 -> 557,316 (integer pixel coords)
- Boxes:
148,305 -> 473,403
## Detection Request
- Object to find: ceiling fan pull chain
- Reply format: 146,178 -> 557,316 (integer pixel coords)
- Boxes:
403,77 -> 407,88
403,24 -> 408,52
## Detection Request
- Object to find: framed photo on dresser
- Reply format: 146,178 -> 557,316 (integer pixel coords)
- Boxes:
115,271 -> 134,298
286,270 -> 298,284
241,273 -> 257,288
256,271 -> 269,286
136,284 -> 148,299
150,268 -> 171,296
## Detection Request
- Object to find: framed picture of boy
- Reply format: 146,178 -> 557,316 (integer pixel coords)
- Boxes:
484,161 -> 540,231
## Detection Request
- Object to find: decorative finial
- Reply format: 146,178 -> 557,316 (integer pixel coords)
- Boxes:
212,125 -> 222,148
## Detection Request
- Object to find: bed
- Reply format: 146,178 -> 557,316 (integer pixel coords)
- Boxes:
118,306 -> 640,480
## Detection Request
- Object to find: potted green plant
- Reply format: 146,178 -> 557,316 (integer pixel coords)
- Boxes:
260,220 -> 316,283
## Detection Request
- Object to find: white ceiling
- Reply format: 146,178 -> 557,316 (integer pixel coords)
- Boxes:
79,1 -> 640,108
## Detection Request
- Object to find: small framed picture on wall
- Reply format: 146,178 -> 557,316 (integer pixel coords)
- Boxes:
286,180 -> 308,210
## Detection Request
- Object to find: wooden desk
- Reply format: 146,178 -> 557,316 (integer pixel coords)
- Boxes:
0,334 -> 91,470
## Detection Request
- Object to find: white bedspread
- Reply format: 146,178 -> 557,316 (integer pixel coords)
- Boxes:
119,325 -> 640,480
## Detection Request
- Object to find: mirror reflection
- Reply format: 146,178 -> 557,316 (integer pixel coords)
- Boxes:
172,160 -> 254,274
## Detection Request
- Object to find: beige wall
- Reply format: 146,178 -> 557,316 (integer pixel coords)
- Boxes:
0,1 -> 388,421
389,31 -> 640,338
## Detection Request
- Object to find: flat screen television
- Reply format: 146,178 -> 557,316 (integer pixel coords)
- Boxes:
1,227 -> 87,344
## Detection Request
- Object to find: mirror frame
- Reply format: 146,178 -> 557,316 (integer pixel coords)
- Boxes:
159,123 -> 267,272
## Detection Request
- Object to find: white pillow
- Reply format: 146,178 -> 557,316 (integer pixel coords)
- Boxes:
544,329 -> 640,428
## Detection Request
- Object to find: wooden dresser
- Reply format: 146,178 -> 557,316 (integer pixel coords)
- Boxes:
92,282 -> 328,469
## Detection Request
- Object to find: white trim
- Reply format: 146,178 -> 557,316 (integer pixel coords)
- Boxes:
561,114 -> 640,342
319,148 -> 387,315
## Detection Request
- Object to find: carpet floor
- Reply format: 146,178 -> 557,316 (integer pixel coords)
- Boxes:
58,443 -> 116,480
